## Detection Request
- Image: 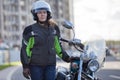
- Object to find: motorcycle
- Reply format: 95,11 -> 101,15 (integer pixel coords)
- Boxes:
56,21 -> 106,80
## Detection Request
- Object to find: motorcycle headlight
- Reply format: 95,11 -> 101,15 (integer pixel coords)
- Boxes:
71,62 -> 79,73
88,60 -> 99,72
71,62 -> 78,69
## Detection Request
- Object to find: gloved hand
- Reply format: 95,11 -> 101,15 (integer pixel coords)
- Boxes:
23,68 -> 31,79
65,56 -> 71,62
61,50 -> 71,63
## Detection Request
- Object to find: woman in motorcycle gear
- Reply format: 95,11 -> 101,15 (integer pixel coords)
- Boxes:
20,1 -> 70,80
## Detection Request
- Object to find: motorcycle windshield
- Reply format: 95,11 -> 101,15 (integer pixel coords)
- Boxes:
84,36 -> 106,68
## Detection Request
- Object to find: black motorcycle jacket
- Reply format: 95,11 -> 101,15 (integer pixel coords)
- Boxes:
20,22 -> 70,68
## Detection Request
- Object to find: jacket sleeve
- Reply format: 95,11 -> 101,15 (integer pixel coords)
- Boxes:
20,26 -> 35,68
54,26 -> 70,62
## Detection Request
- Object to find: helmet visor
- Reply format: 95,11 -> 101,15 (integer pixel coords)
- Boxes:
35,8 -> 49,13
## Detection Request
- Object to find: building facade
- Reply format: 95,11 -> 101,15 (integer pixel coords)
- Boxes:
0,0 -> 73,48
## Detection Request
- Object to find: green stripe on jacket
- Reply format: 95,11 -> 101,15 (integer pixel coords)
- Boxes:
26,37 -> 35,58
54,36 -> 62,58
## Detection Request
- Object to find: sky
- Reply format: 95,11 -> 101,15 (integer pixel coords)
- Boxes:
73,0 -> 120,42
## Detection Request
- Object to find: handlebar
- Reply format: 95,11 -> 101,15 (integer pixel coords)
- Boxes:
60,38 -> 69,43
60,38 -> 84,52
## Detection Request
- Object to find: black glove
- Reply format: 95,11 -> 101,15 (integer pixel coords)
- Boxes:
61,51 -> 71,63
23,68 -> 31,79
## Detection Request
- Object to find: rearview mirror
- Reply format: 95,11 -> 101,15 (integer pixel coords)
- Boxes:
62,20 -> 74,29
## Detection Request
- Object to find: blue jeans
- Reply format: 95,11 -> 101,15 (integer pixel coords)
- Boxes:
29,65 -> 56,80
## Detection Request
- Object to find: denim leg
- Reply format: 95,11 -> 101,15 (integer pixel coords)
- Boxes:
45,65 -> 56,80
29,65 -> 44,80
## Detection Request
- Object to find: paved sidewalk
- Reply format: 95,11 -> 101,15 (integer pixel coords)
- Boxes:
0,66 -> 20,80
11,66 -> 27,80
0,57 -> 64,80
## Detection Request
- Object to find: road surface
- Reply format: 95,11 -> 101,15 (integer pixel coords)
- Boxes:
11,56 -> 120,80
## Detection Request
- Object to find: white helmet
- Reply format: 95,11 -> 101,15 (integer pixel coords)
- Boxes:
31,0 -> 52,21
32,0 -> 52,13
